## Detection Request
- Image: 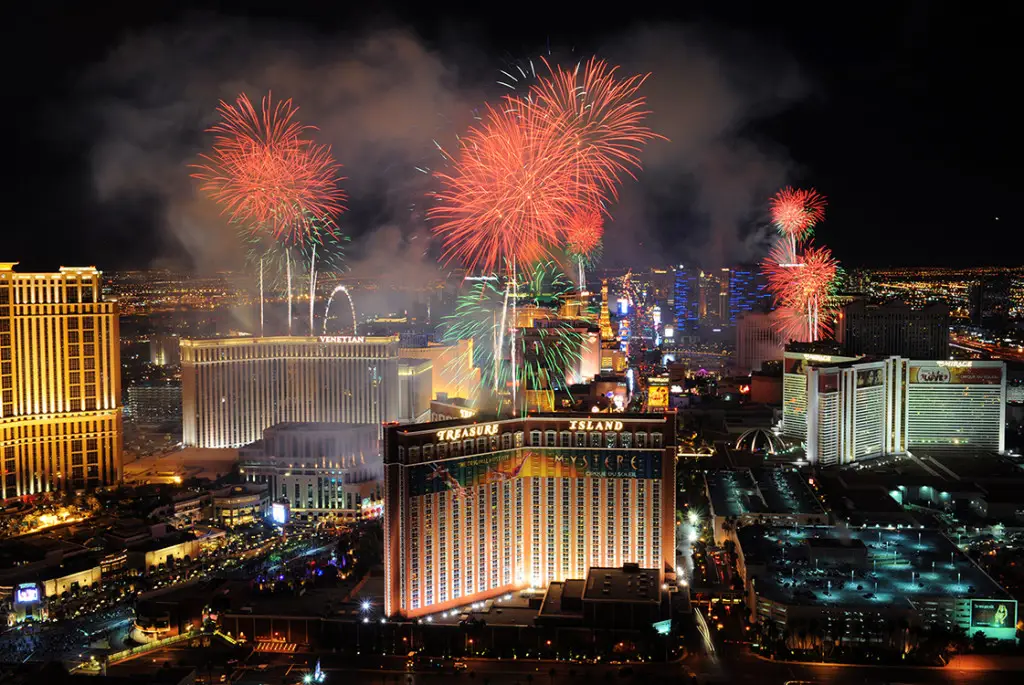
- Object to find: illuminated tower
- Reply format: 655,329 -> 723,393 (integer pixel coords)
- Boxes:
0,263 -> 123,499
599,280 -> 614,341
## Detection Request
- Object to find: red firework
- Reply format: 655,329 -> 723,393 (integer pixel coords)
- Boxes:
530,57 -> 663,201
770,187 -> 826,243
565,205 -> 604,257
761,240 -> 838,342
429,96 -> 580,273
192,93 -> 346,244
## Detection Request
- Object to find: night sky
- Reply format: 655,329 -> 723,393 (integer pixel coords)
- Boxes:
8,2 -> 1018,272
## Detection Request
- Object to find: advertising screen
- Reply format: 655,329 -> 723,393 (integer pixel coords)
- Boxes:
271,502 -> 289,525
971,599 -> 1017,630
408,448 -> 663,497
648,379 -> 669,410
909,364 -> 1003,385
856,368 -> 883,388
784,357 -> 807,375
15,585 -> 39,604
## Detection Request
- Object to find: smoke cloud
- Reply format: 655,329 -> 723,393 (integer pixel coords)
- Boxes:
81,16 -> 804,275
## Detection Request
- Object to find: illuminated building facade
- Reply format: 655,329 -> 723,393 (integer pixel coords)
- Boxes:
0,263 -> 122,499
788,349 -> 1006,464
383,413 -> 677,619
398,358 -> 433,424
240,422 -> 383,523
181,335 -> 399,449
399,340 -> 479,401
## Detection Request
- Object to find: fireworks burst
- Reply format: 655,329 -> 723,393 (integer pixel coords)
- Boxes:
530,56 -> 663,201
192,92 -> 346,244
429,97 -> 581,273
565,205 -> 604,259
770,187 -> 826,247
762,240 -> 839,342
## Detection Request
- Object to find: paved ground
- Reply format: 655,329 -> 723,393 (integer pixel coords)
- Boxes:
103,640 -> 1024,685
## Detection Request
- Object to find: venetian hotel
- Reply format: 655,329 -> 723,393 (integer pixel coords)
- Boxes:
383,413 -> 677,619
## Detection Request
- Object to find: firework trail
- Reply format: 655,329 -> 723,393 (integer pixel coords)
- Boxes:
530,57 -> 664,202
441,262 -> 584,396
192,93 -> 346,245
770,187 -> 826,256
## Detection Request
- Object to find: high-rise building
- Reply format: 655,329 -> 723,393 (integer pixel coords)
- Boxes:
728,267 -> 771,323
398,340 -> 479,401
239,422 -> 382,523
398,358 -> 433,424
840,300 -> 950,359
788,350 -> 1006,464
673,268 -> 700,333
735,311 -> 784,374
181,335 -> 399,449
782,345 -> 860,439
383,413 -> 677,618
126,384 -> 182,425
0,263 -> 122,498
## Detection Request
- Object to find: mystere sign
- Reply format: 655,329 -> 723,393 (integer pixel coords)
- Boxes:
407,448 -> 663,496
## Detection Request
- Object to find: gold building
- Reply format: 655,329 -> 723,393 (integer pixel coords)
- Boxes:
0,263 -> 122,499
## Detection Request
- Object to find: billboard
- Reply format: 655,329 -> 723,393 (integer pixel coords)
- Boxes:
15,584 -> 39,604
971,599 -> 1017,630
271,502 -> 289,525
648,379 -> 669,410
909,364 -> 1003,385
408,448 -> 664,497
856,368 -> 883,389
784,357 -> 807,376
818,372 -> 839,394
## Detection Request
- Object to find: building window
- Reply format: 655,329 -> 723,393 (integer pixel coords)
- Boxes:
575,432 -> 586,447
589,432 -> 602,448
544,431 -> 556,447
605,432 -> 617,449
514,432 -> 524,448
423,444 -> 433,459
560,431 -> 571,447
635,432 -> 647,448
620,432 -> 632,448
501,433 -> 512,450
530,431 -> 541,447
651,432 -> 662,448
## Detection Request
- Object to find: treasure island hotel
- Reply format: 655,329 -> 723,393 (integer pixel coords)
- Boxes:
0,263 -> 122,499
182,335 -> 400,448
383,413 -> 677,618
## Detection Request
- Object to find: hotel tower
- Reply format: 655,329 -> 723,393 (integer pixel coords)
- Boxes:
383,413 -> 677,619
0,263 -> 122,499
181,335 -> 400,448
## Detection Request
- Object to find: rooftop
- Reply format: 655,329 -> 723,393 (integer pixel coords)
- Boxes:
706,468 -> 825,518
740,525 -> 1011,611
582,565 -> 661,603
